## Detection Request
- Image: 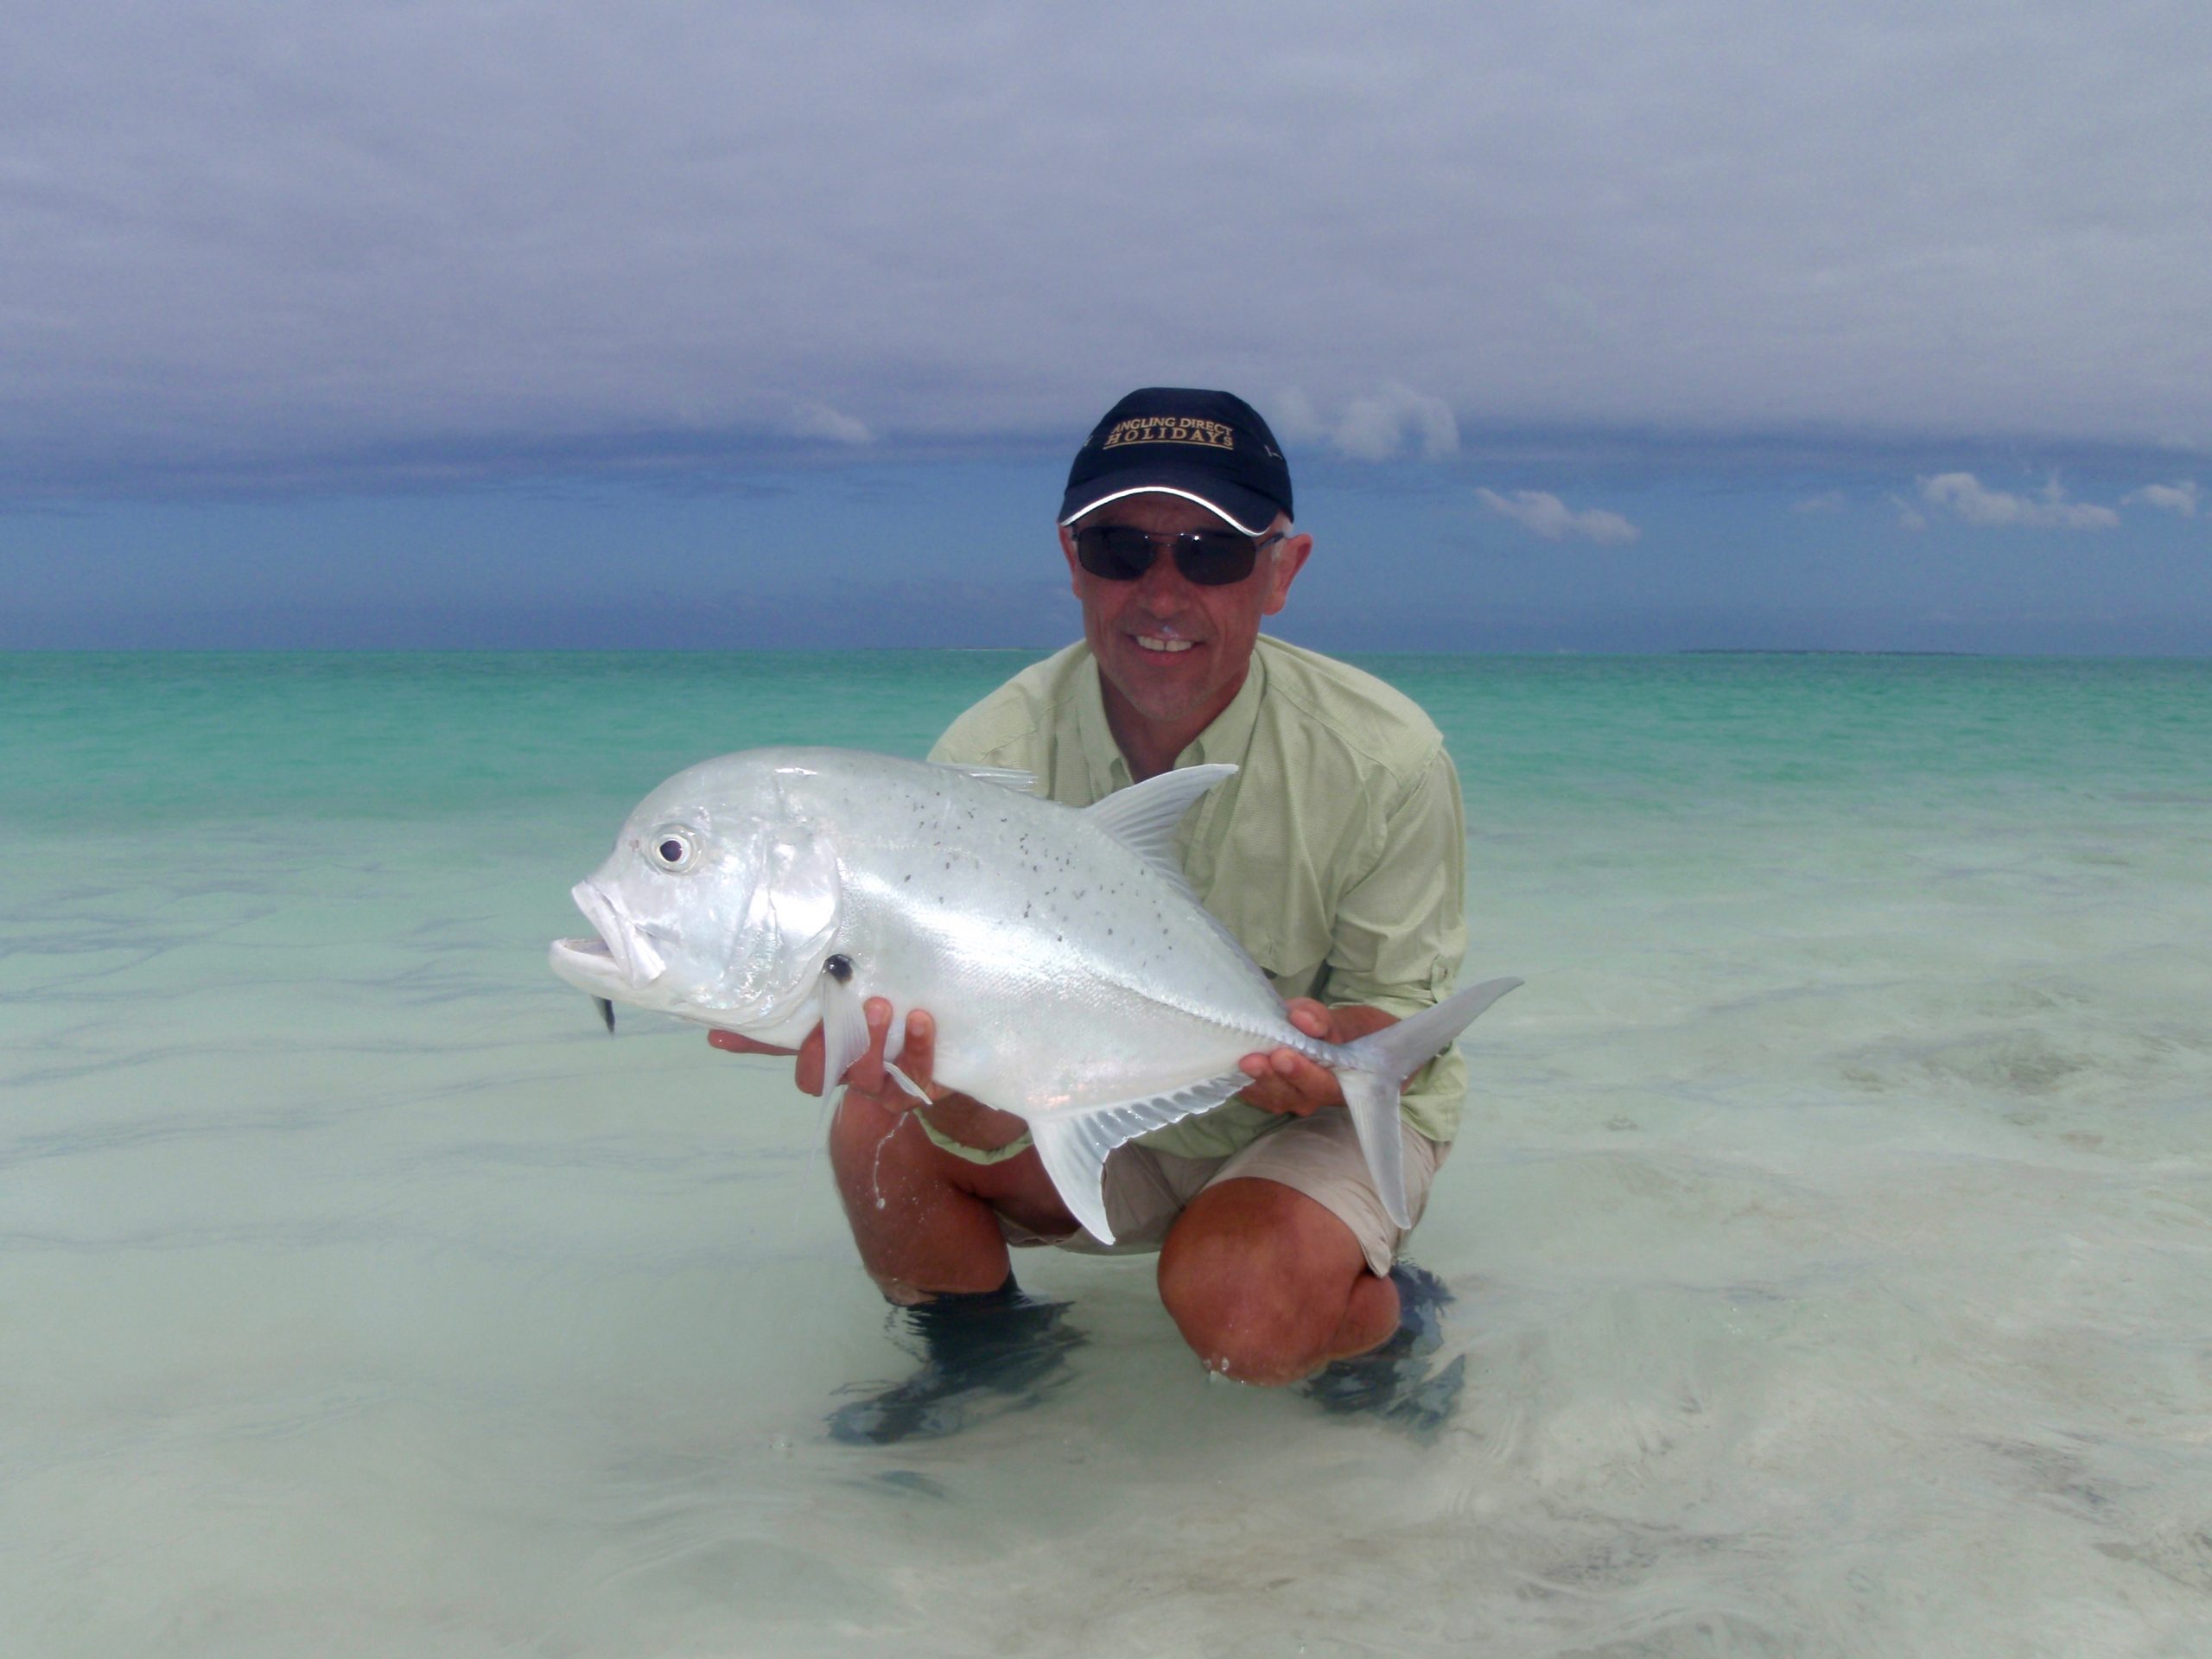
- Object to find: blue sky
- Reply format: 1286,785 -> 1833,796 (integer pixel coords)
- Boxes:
5,3 -> 2209,652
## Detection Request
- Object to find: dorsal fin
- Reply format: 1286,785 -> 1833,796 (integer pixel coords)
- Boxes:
1081,764 -> 1237,878
935,763 -> 1036,794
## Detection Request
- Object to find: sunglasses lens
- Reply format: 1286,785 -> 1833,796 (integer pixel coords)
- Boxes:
1075,526 -> 1262,585
1075,526 -> 1155,581
1176,532 -> 1258,586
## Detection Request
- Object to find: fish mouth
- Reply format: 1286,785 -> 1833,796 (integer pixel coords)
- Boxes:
548,933 -> 624,996
549,880 -> 666,997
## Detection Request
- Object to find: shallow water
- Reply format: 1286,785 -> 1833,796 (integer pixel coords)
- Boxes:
3,652 -> 2209,1656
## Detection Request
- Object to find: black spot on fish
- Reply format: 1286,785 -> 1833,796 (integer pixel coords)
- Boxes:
824,954 -> 854,983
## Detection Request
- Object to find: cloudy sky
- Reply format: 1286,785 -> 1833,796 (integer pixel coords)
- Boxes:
6,1 -> 2209,650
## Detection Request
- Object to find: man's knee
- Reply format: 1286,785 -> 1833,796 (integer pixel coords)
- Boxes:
828,1088 -> 896,1160
827,1092 -> 948,1219
1158,1243 -> 1308,1385
1156,1179 -> 1370,1387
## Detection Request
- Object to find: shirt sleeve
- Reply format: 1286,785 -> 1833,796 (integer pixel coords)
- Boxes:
927,713 -> 985,766
929,684 -> 1049,774
1317,746 -> 1471,1134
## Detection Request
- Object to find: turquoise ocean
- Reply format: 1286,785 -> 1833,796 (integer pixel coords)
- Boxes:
4,650 -> 2209,1657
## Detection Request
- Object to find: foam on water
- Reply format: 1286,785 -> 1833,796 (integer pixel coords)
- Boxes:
3,652 -> 2209,1656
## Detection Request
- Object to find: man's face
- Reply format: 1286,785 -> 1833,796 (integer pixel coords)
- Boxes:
1060,493 -> 1312,741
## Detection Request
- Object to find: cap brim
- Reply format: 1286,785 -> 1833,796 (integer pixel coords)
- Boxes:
1058,470 -> 1282,537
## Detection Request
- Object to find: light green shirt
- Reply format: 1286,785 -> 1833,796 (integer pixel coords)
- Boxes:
929,634 -> 1470,1155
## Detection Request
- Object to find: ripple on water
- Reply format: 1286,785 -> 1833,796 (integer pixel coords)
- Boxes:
6,653 -> 2212,1655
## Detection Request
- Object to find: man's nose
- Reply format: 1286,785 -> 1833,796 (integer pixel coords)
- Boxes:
1132,538 -> 1198,601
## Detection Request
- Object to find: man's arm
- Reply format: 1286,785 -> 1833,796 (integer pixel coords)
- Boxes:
1234,747 -> 1470,1118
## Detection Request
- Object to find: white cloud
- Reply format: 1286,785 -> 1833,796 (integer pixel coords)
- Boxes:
1478,487 -> 1640,544
2125,480 -> 2199,516
783,402 -> 872,445
1267,389 -> 1328,447
1793,491 -> 1846,514
1919,474 -> 2119,530
1271,385 -> 1458,462
1334,385 -> 1459,461
1886,493 -> 1929,531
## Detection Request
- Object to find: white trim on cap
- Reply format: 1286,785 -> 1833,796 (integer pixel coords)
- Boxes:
1058,486 -> 1272,537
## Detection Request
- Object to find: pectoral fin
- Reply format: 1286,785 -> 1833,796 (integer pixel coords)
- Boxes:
818,967 -> 870,1090
882,1062 -> 931,1104
1027,1071 -> 1250,1244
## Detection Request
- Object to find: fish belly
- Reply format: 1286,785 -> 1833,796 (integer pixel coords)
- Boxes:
828,775 -> 1292,1122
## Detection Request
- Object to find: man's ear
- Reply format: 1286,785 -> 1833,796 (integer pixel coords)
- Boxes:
1059,524 -> 1083,594
1262,533 -> 1314,617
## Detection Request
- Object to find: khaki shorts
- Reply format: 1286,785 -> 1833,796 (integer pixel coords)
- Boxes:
997,1112 -> 1448,1277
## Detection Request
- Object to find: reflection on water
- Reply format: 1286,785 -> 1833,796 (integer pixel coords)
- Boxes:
3,654 -> 2211,1656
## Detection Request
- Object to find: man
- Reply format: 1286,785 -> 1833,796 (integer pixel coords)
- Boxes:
713,388 -> 1471,1441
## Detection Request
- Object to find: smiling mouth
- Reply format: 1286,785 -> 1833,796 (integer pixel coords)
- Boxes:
1135,635 -> 1196,653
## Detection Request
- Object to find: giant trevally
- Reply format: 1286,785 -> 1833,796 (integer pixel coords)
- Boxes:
549,747 -> 1519,1242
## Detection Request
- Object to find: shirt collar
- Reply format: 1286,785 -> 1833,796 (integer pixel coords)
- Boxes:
1179,641 -> 1268,771
1073,639 -> 1271,794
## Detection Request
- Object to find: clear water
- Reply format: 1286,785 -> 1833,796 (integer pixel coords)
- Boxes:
3,651 -> 2209,1657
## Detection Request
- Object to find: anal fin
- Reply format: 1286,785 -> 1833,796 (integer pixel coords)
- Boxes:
1028,1071 -> 1250,1244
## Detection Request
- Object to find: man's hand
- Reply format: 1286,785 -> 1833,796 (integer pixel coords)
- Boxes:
1236,999 -> 1401,1116
709,1004 -> 1034,1155
708,1000 -> 949,1110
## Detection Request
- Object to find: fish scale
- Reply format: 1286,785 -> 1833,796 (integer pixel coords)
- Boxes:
550,747 -> 1520,1242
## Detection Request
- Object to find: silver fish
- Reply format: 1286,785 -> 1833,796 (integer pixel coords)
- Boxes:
550,747 -> 1518,1242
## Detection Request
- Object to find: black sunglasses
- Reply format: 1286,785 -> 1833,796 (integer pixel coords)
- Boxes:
1073,524 -> 1285,587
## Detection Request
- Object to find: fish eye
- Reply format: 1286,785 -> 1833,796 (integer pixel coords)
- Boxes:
648,829 -> 696,872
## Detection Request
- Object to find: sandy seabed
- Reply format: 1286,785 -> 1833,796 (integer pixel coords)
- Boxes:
5,653 -> 2209,1656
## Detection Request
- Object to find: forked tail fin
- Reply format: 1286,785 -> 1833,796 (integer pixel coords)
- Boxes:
1329,976 -> 1523,1230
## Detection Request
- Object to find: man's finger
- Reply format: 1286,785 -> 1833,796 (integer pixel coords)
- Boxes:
1233,1043 -> 1346,1116
707,1030 -> 797,1058
845,998 -> 895,1096
1235,1052 -> 1302,1115
793,1022 -> 828,1096
1239,1075 -> 1316,1116
899,1009 -> 939,1097
1274,1047 -> 1345,1107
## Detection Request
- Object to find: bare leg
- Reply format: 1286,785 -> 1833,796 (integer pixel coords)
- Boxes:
827,1088 -> 1073,1300
823,1091 -> 1086,1444
1154,1176 -> 1402,1386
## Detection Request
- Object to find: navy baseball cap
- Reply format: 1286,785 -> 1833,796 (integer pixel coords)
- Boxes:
1058,388 -> 1294,537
